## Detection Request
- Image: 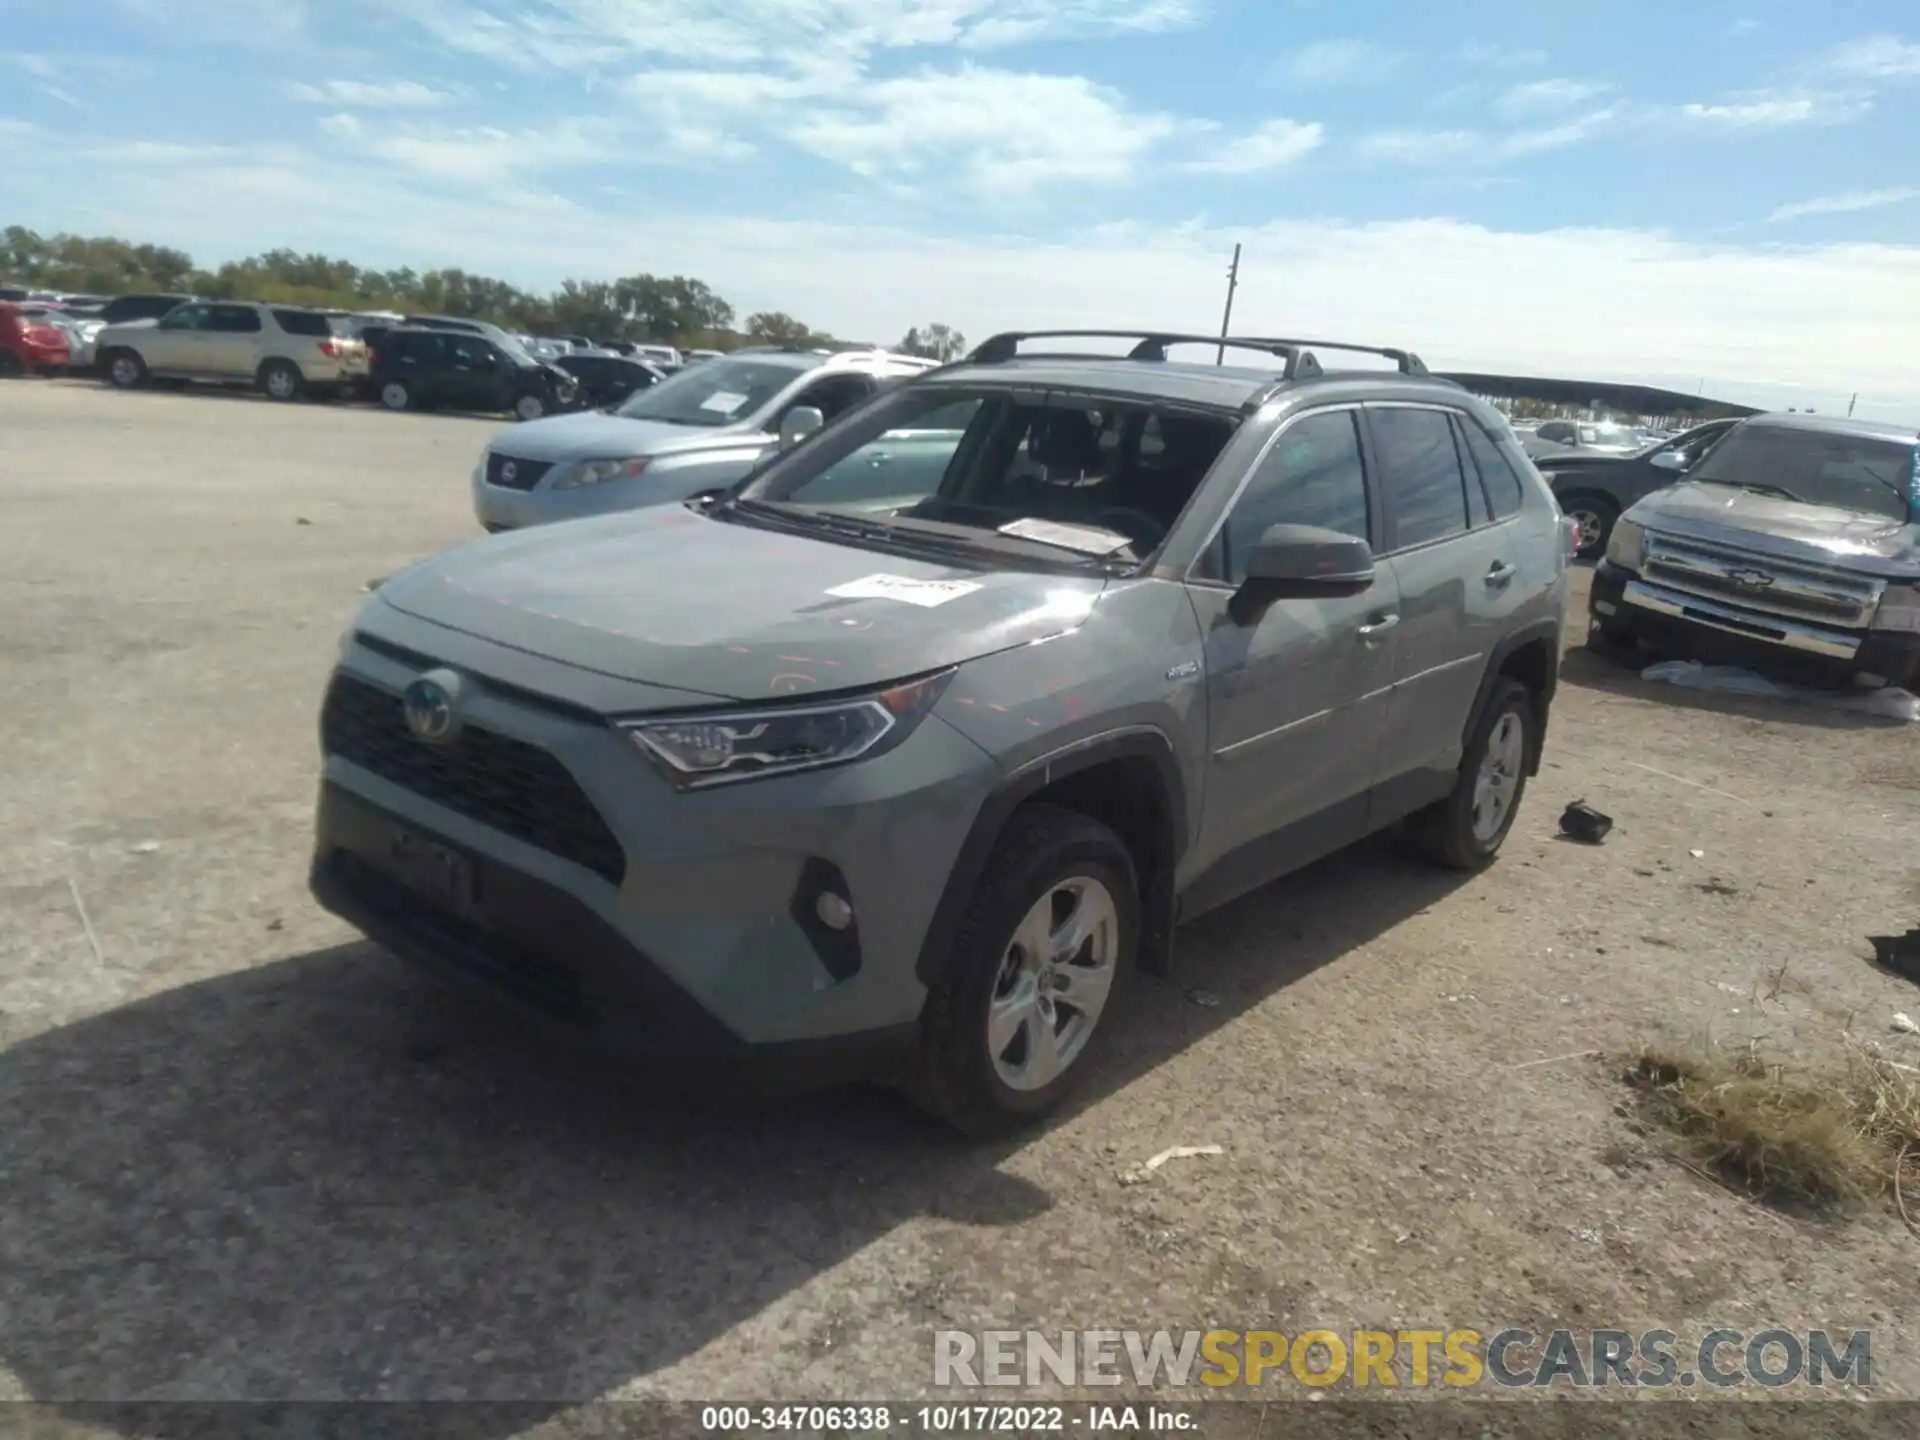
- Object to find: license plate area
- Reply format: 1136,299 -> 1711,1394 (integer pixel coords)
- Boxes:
387,825 -> 481,922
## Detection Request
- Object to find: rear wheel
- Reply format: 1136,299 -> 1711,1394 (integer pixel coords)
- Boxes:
104,349 -> 148,389
513,392 -> 546,422
1408,678 -> 1534,871
1560,493 -> 1618,560
379,380 -> 412,412
0,350 -> 22,379
906,804 -> 1137,1137
259,359 -> 304,402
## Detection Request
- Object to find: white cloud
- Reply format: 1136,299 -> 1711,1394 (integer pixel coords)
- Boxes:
317,116 -> 622,183
1770,188 -> 1920,222
1186,118 -> 1323,174
82,140 -> 241,164
1358,109 -> 1618,166
112,0 -> 308,47
1457,43 -> 1547,70
789,66 -> 1188,191
1678,96 -> 1830,128
282,79 -> 454,108
1823,33 -> 1920,80
1356,128 -> 1479,166
1270,38 -> 1402,88
1496,78 -> 1612,116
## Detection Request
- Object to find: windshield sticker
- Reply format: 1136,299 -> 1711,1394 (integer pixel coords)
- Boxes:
825,573 -> 983,608
699,390 -> 750,415
997,517 -> 1133,555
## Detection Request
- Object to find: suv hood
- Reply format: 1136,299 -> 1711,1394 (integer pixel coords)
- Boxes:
485,409 -> 763,463
377,506 -> 1107,700
1632,481 -> 1919,577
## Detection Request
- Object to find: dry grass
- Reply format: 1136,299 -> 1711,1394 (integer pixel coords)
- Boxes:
1626,1039 -> 1920,1220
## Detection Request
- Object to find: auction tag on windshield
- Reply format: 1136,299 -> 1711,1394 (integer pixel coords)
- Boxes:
825,573 -> 983,607
700,390 -> 750,414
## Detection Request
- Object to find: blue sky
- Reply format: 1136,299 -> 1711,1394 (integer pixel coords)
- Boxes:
5,0 -> 1920,417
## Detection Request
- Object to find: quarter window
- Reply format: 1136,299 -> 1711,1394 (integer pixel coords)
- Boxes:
1458,416 -> 1527,519
1201,409 -> 1370,583
1370,407 -> 1471,549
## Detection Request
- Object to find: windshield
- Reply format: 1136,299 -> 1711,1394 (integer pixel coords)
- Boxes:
735,385 -> 1238,563
613,355 -> 813,425
1689,425 -> 1913,522
1578,423 -> 1639,447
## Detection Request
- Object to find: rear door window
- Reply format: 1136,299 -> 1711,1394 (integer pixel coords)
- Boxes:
210,305 -> 262,333
1368,406 -> 1472,550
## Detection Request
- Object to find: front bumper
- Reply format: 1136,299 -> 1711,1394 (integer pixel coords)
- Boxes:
310,629 -> 999,1078
1591,561 -> 1920,681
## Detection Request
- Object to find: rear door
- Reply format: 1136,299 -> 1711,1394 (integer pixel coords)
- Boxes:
1365,403 -> 1517,791
1186,405 -> 1401,881
207,304 -> 263,379
395,332 -> 446,403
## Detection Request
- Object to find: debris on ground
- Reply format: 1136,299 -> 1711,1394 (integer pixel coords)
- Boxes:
1558,800 -> 1613,844
128,840 -> 160,854
295,516 -> 312,526
1120,1144 -> 1225,1186
1894,1014 -> 1919,1036
1870,928 -> 1920,985
1641,659 -> 1920,723
1184,988 -> 1221,1008
266,918 -> 284,932
1689,849 -> 1705,859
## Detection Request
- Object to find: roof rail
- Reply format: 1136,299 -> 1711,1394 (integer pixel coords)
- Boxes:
965,329 -> 1427,380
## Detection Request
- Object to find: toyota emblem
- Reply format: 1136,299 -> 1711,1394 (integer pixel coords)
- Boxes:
401,668 -> 465,743
501,459 -> 519,484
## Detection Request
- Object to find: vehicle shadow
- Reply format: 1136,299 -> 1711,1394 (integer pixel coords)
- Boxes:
0,834 -> 1466,1428
1557,644 -> 1907,731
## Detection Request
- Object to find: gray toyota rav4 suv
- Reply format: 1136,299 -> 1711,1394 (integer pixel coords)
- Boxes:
311,330 -> 1571,1134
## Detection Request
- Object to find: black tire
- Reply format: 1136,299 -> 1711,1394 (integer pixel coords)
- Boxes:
905,803 -> 1138,1138
103,349 -> 148,390
1587,613 -> 1639,662
1560,492 -> 1618,561
378,379 -> 412,412
1407,678 -> 1535,872
0,350 -> 22,379
259,359 -> 304,402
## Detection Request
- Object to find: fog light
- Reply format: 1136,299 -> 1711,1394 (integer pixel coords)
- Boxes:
815,892 -> 854,931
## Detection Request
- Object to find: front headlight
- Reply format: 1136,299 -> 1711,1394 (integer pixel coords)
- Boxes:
1871,584 -> 1920,633
1606,516 -> 1646,572
554,456 -> 650,491
621,670 -> 955,788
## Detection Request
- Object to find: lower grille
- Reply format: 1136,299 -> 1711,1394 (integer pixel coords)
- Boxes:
1642,533 -> 1882,630
486,452 -> 553,490
321,673 -> 626,884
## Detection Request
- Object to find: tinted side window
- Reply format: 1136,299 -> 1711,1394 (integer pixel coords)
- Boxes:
273,309 -> 331,337
1458,416 -> 1526,519
210,305 -> 262,333
1203,409 -> 1370,583
1370,407 -> 1470,549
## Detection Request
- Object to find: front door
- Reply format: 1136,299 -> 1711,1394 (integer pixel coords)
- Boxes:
444,335 -> 501,412
1186,406 -> 1399,888
1363,403 -> 1513,789
143,302 -> 214,370
206,304 -> 263,379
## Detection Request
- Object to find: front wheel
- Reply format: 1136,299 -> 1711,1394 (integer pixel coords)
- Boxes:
1560,493 -> 1618,561
379,380 -> 412,412
513,392 -> 546,422
1408,678 -> 1534,871
104,350 -> 148,389
905,804 -> 1137,1137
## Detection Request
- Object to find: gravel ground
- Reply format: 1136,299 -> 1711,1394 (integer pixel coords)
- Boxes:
1,380 -> 1917,1423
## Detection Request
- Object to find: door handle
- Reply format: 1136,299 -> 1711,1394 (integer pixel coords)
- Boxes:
1357,613 -> 1399,639
1486,561 -> 1516,587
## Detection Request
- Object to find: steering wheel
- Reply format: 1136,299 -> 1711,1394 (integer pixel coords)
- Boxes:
1092,507 -> 1167,551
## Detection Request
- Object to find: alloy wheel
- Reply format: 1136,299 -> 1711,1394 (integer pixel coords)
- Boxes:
1471,710 -> 1526,843
986,876 -> 1120,1092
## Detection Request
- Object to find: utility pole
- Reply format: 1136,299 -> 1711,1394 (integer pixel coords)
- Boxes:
1848,392 -> 1858,417
1215,243 -> 1242,366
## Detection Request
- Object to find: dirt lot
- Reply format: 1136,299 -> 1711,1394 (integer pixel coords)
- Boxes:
2,379 -> 1917,1419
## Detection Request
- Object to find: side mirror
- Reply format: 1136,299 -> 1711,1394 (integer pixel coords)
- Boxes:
1238,524 -> 1377,600
1649,449 -> 1688,473
779,405 -> 825,448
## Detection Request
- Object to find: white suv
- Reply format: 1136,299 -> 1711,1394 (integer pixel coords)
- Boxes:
471,346 -> 937,531
96,302 -> 369,401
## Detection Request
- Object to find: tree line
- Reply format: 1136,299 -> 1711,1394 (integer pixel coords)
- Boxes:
0,224 -> 968,359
